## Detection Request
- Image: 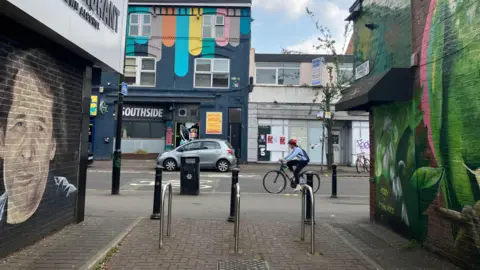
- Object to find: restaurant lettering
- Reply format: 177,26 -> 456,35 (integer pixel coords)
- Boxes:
123,107 -> 164,118
63,0 -> 120,32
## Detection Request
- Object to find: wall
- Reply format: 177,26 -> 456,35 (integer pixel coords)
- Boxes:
249,86 -> 324,104
0,17 -> 85,258
364,0 -> 480,267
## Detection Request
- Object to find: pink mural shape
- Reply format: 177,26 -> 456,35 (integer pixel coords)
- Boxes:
420,0 -> 437,161
216,8 -> 230,46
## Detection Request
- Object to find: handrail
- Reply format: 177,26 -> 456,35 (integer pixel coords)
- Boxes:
159,181 -> 173,249
234,182 -> 240,253
301,185 -> 315,254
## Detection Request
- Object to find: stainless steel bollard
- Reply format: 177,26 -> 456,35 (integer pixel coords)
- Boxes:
159,181 -> 173,249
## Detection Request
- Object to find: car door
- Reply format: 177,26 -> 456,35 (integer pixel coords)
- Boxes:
199,141 -> 221,167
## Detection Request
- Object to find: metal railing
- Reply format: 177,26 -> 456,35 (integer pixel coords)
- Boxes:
301,185 -> 315,254
159,181 -> 173,249
234,183 -> 241,253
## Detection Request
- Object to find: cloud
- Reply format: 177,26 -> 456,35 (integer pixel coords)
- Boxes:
284,1 -> 352,54
252,0 -> 311,18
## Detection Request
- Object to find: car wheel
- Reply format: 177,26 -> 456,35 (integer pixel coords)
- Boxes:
216,159 -> 230,172
163,159 -> 177,171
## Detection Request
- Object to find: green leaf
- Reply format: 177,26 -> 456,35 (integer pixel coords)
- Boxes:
411,167 -> 445,214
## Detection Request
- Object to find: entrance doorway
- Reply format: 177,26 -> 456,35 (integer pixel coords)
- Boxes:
228,108 -> 242,161
332,131 -> 341,164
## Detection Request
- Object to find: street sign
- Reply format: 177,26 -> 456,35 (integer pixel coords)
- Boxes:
121,82 -> 128,96
312,57 -> 324,87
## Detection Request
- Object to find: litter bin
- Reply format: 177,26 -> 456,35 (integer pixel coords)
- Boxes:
180,155 -> 200,195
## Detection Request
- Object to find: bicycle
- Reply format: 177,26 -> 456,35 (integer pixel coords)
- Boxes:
354,153 -> 370,173
262,161 -> 321,194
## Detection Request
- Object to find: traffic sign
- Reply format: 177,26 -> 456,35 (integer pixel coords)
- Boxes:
121,82 -> 128,96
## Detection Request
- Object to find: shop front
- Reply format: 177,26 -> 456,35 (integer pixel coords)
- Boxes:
117,104 -> 172,158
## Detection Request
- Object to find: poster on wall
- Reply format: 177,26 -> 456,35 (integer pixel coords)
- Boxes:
257,126 -> 271,161
266,134 -> 288,152
165,121 -> 174,151
206,112 -> 222,135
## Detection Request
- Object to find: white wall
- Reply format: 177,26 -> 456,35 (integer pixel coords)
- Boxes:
6,0 -> 128,73
351,121 -> 370,166
249,86 -> 324,104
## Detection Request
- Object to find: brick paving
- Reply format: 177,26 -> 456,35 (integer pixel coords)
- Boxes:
107,218 -> 373,270
0,216 -> 136,270
106,218 -> 460,270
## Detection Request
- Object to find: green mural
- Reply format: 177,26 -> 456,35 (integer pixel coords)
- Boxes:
364,0 -> 480,264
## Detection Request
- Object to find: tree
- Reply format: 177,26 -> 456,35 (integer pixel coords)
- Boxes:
283,7 -> 353,170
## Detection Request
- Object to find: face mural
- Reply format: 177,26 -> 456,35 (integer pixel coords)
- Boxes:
371,0 -> 480,260
0,48 -> 77,225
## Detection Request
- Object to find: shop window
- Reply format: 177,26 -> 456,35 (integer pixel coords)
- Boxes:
124,57 -> 156,87
194,58 -> 230,88
255,62 -> 300,86
129,13 -> 151,37
122,121 -> 165,139
202,15 -> 224,38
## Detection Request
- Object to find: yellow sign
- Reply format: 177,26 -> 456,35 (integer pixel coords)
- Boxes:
90,95 -> 98,116
206,112 -> 222,134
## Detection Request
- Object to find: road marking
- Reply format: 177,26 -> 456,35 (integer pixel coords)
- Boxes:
129,179 -> 214,189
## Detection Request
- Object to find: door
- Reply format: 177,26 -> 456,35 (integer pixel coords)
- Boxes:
182,141 -> 202,156
199,141 -> 221,167
228,108 -> 242,160
332,131 -> 341,164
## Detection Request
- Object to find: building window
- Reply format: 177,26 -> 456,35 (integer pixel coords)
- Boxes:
255,62 -> 300,86
194,58 -> 230,88
124,57 -> 156,87
339,67 -> 354,81
129,13 -> 151,36
202,15 -> 225,38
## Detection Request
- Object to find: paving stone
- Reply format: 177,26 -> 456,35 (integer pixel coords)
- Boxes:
0,216 -> 135,270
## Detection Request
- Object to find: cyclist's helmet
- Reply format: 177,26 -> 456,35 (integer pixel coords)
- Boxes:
288,139 -> 297,146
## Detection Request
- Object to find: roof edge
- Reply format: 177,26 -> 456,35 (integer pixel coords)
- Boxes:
129,2 -> 252,7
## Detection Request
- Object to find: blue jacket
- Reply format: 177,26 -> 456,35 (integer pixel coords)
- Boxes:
284,146 -> 309,161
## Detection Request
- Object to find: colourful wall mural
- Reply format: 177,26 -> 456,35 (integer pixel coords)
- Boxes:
355,0 -> 480,267
126,6 -> 251,80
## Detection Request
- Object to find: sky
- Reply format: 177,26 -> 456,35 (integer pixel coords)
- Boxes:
251,0 -> 354,54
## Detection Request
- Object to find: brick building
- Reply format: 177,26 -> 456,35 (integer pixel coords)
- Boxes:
337,0 -> 480,268
0,0 -> 128,259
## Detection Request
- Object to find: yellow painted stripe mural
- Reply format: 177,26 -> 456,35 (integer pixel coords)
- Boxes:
189,8 -> 203,56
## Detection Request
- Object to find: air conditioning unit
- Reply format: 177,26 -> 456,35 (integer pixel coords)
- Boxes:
178,108 -> 188,117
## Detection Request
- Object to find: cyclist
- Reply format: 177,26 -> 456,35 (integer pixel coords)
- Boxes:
279,139 -> 310,192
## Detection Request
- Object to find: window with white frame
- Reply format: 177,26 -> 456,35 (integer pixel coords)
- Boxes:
202,15 -> 225,38
124,57 -> 156,86
129,13 -> 151,36
194,58 -> 230,88
255,62 -> 300,86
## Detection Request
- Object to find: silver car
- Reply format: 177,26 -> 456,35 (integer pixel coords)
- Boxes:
157,139 -> 237,172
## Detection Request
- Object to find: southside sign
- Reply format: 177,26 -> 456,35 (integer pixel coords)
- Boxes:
122,106 -> 166,119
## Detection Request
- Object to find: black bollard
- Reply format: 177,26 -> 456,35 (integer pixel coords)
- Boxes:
305,171 -> 315,225
331,164 -> 338,198
228,168 -> 240,222
150,165 -> 163,220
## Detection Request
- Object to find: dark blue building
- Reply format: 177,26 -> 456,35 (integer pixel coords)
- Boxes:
90,0 -> 252,162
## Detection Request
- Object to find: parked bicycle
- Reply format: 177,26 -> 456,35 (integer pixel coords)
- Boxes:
262,161 -> 321,194
354,153 -> 370,173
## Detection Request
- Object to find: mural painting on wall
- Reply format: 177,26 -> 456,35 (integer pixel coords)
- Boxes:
370,0 -> 480,260
126,6 -> 251,77
0,48 -> 77,227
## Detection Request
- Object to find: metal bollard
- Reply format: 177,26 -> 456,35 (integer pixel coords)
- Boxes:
150,165 -> 163,220
331,164 -> 338,198
305,171 -> 315,225
228,168 -> 240,222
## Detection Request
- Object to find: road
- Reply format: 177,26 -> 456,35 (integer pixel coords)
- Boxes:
86,168 -> 370,196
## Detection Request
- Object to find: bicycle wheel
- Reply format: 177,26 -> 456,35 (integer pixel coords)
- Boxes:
263,170 -> 287,194
299,172 -> 321,194
364,158 -> 370,172
356,159 -> 362,173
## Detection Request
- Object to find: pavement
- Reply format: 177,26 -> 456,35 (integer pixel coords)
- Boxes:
0,162 -> 461,270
